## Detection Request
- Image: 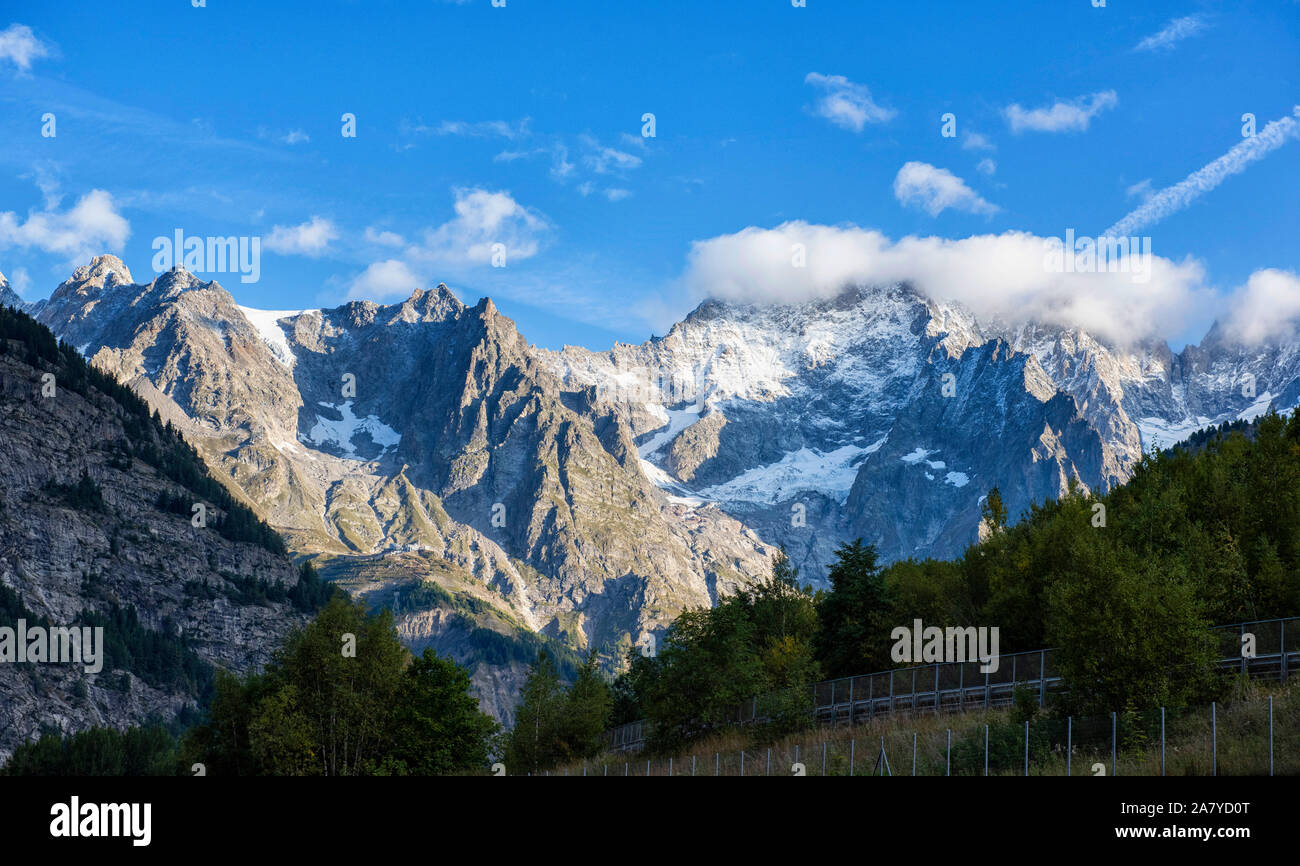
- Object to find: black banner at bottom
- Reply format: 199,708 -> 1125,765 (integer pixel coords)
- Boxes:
0,776 -> 1285,853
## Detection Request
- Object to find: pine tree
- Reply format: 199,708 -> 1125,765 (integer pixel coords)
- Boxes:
814,539 -> 892,678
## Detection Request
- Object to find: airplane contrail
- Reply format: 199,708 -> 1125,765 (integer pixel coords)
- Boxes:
1104,105 -> 1300,238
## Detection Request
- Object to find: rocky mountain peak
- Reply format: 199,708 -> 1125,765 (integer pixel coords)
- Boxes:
395,284 -> 464,323
0,272 -> 19,309
153,265 -> 212,297
75,254 -> 133,288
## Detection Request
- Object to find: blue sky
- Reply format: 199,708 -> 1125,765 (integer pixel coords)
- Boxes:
0,0 -> 1297,350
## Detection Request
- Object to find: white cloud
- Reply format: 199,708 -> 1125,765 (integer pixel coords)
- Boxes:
1221,269 -> 1300,345
347,259 -> 421,301
1135,15 -> 1208,52
364,226 -> 405,247
681,222 -> 1213,346
976,158 -> 997,176
1125,179 -> 1154,201
1004,91 -> 1118,134
581,135 -> 643,174
0,24 -> 53,72
281,129 -> 310,145
577,183 -> 631,202
893,162 -> 998,217
804,73 -> 896,132
406,187 -> 549,267
493,149 -> 541,163
1106,107 -> 1300,238
265,216 -> 338,257
549,143 -> 576,180
0,189 -> 129,261
9,267 -> 31,294
436,118 -> 531,140
962,132 -> 996,152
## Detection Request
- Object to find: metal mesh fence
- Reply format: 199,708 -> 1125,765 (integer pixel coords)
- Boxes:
603,617 -> 1298,756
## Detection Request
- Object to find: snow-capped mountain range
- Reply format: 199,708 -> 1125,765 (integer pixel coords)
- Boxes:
6,254 -> 1294,709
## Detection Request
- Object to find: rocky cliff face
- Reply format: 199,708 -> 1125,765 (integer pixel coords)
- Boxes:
33,257 -> 775,713
0,309 -> 309,762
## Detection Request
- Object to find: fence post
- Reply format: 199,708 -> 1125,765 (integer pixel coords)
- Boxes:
984,667 -> 990,709
1067,716 -> 1072,777
1269,695 -> 1274,777
822,741 -> 827,777
766,748 -> 771,776
946,728 -> 951,776
668,757 -> 672,777
715,752 -> 719,777
958,663 -> 964,711
850,739 -> 855,777
935,663 -> 940,715
740,750 -> 744,777
1282,620 -> 1288,681
1039,649 -> 1046,707
1241,623 -> 1247,675
647,759 -> 651,777
604,764 -> 608,777
848,677 -> 855,726
692,754 -> 696,777
1212,702 -> 1217,777
984,724 -> 989,777
890,670 -> 896,714
913,732 -> 917,776
624,762 -> 628,776
1111,712 -> 1117,777
1161,708 -> 1166,777
1024,720 -> 1029,777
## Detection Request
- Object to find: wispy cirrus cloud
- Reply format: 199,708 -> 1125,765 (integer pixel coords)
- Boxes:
804,73 -> 896,132
420,117 -> 639,199
1135,15 -> 1209,52
893,162 -> 998,217
581,134 -> 642,174
1104,106 -> 1300,237
434,118 -> 532,140
1004,91 -> 1117,134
